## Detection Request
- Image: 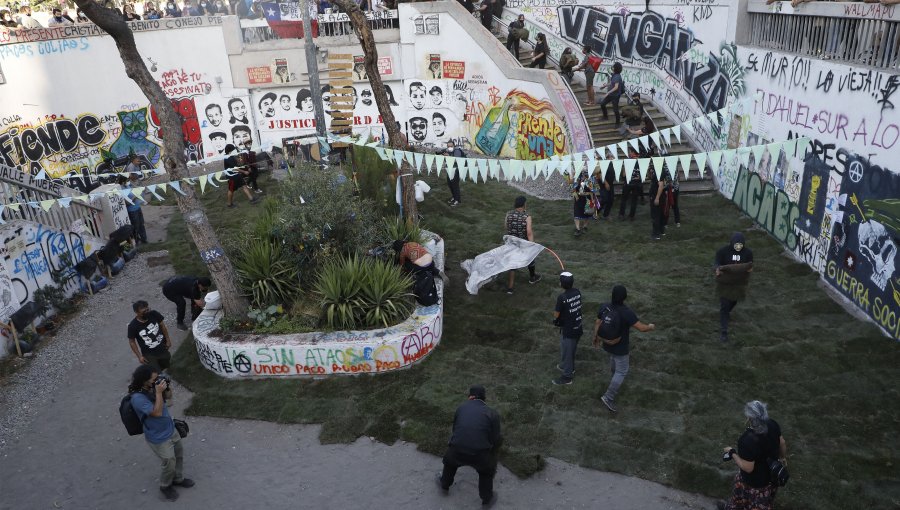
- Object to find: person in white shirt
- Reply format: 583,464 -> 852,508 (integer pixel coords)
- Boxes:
18,5 -> 43,29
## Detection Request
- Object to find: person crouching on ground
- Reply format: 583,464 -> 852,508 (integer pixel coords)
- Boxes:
505,196 -> 542,294
129,364 -> 195,502
437,384 -> 501,507
392,239 -> 448,282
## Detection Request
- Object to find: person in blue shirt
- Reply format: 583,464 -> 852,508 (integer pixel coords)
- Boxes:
129,364 -> 194,501
599,62 -> 625,125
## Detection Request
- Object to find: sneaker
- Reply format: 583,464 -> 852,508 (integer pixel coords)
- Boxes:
652,235 -> 661,241
556,364 -> 574,374
160,485 -> 179,501
449,199 -> 460,207
255,188 -> 263,193
483,491 -> 498,507
176,322 -> 188,331
601,395 -> 617,413
528,274 -> 542,284
435,473 -> 448,494
552,377 -> 573,385
676,222 -> 681,227
173,478 -> 195,488
505,288 -> 514,295
574,229 -> 582,237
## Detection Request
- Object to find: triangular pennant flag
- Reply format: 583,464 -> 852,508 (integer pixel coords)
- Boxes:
394,150 -> 404,166
624,157 -> 638,175
488,159 -> 501,179
117,189 -> 134,205
34,169 -> 47,181
524,160 -> 538,180
694,152 -> 708,177
375,147 -> 387,160
617,141 -> 629,158
782,138 -> 798,158
671,125 -> 682,143
611,159 -> 624,178
40,199 -> 55,211
586,159 -> 598,175
404,151 -> 415,169
599,159 -> 612,174
498,159 -> 511,179
6,202 -> 20,211
652,156 -> 664,176
58,197 -> 73,208
424,153 -> 436,173
572,159 -> 585,175
739,148 -> 751,168
413,152 -> 425,173
477,159 -> 489,182
682,121 -> 694,137
207,174 -> 221,187
679,154 -> 693,177
132,187 -> 145,200
170,181 -> 186,195
546,159 -> 559,176
649,131 -> 660,149
751,144 -> 767,163
637,157 -> 651,181
508,160 -> 524,181
27,202 -> 40,210
766,141 -> 783,163
434,155 -> 446,176
199,175 -> 208,194
158,183 -> 168,193
657,129 -> 670,147
708,150 -> 724,173
665,155 -> 679,178
628,138 -> 640,153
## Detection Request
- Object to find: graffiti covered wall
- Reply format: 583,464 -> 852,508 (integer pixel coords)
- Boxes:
399,5 -> 574,159
0,18 -> 250,190
727,46 -> 899,339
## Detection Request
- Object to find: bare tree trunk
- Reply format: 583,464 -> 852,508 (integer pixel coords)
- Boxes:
329,0 -> 418,224
73,2 -> 248,317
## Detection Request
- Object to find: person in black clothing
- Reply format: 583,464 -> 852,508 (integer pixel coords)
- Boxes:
528,33 -> 548,69
599,161 -> 615,219
162,276 -> 211,330
552,272 -> 582,385
719,400 -> 787,510
439,140 -> 465,206
437,385 -> 502,507
714,233 -> 753,342
127,300 -> 173,372
506,14 -> 524,56
477,0 -> 494,31
649,166 -> 666,240
618,148 -> 641,220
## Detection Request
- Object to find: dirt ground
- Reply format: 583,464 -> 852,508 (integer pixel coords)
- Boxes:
0,205 -> 715,509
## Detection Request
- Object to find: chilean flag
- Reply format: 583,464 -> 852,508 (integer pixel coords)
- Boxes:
262,2 -> 318,39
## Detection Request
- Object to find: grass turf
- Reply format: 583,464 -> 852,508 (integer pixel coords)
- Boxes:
162,170 -> 900,509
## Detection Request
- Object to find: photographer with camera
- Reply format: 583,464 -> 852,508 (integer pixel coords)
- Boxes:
128,365 -> 194,502
718,400 -> 787,510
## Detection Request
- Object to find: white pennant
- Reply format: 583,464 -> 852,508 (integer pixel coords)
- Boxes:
796,137 -> 810,157
508,160 -> 524,181
637,157 -> 651,182
782,138 -> 798,158
751,144 -> 767,164
477,159 -> 489,182
649,131 -> 661,149
657,129 -> 669,148
599,159 -> 612,175
679,154 -> 693,178
586,159 -> 598,175
434,155 -> 446,176
413,152 -> 425,173
694,152 -> 708,177
665,155 -> 679,178
611,159 -> 624,178
623,157 -> 638,176
375,147 -> 387,160
628,138 -> 640,153
498,159 -> 511,179
708,150 -> 724,173
766,141 -> 783,162
652,156 -> 665,176
671,125 -> 682,143
488,159 -> 501,179
424,153 -> 436,173
617,141 -> 629,158
572,159 -> 585,175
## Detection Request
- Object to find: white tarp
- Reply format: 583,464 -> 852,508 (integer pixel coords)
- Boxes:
460,236 -> 545,295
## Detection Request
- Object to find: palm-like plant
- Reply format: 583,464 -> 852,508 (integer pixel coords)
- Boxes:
360,260 -> 414,328
233,239 -> 299,307
315,255 -> 366,330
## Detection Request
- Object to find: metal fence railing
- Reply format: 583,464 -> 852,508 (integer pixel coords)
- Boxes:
240,10 -> 398,43
747,11 -> 900,68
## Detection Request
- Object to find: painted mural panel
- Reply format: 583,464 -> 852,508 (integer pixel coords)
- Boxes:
0,23 -> 246,190
731,45 -> 899,339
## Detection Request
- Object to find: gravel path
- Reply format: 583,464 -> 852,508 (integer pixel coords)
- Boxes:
0,206 -> 716,510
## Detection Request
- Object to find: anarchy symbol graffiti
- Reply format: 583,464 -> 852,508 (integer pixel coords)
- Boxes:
848,161 -> 864,183
233,353 -> 252,373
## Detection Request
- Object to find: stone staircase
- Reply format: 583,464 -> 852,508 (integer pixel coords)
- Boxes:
500,33 -> 716,194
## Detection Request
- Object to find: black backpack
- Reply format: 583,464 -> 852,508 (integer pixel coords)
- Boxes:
120,393 -> 144,436
597,305 -> 623,344
412,271 -> 439,307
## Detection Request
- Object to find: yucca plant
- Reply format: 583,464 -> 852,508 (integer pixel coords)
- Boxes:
233,238 -> 299,307
360,259 -> 414,328
315,254 -> 366,330
381,216 -> 425,246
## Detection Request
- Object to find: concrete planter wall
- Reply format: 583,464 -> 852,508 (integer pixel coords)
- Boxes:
192,237 -> 445,378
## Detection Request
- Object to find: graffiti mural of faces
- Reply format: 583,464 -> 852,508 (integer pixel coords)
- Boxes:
258,92 -> 278,119
228,98 -> 248,124
205,103 -> 223,127
409,81 -> 427,111
231,124 -> 253,151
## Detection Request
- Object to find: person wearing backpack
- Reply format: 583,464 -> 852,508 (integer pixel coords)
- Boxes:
506,14 -> 524,57
593,285 -> 655,413
552,271 -> 583,385
127,364 -> 194,502
393,239 -> 447,306
717,400 -> 787,510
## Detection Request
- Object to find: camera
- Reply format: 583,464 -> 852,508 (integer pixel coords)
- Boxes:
154,375 -> 170,388
722,448 -> 736,462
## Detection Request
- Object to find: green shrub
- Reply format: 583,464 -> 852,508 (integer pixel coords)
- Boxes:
380,216 -> 425,246
233,238 -> 299,307
315,254 -> 414,330
278,165 -> 381,281
350,144 -> 396,213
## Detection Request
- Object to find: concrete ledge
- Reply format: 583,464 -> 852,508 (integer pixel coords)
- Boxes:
192,236 -> 445,378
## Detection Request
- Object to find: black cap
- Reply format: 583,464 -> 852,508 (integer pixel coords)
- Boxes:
468,385 -> 486,400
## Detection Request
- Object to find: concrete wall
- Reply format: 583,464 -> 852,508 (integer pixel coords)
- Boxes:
192,237 -> 445,378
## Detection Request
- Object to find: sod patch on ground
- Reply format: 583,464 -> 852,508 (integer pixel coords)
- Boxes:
163,170 -> 899,510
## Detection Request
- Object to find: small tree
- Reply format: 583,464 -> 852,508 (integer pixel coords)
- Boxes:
329,0 -> 418,224
73,2 -> 248,317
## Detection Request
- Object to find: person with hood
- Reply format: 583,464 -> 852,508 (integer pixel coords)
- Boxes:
552,272 -> 582,385
714,233 -> 754,342
593,285 -> 656,413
